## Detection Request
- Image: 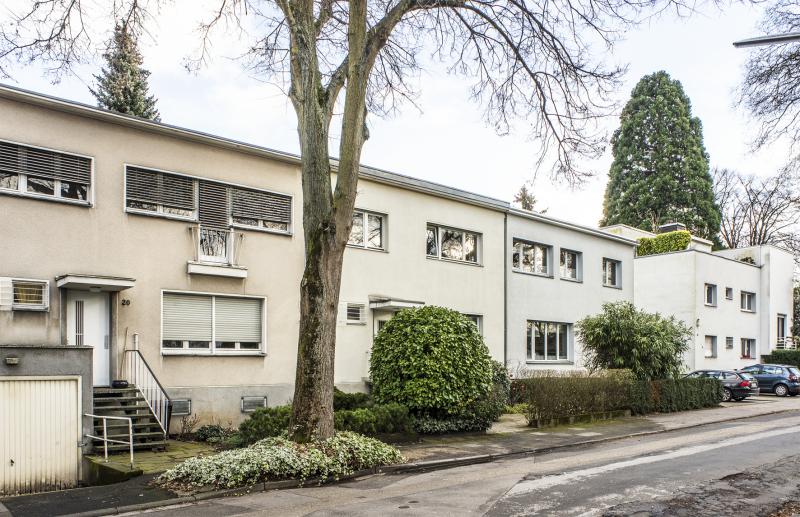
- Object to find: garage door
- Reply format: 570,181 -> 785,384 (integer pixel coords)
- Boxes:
0,377 -> 81,495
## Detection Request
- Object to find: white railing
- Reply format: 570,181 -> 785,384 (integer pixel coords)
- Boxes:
85,414 -> 133,468
123,350 -> 171,437
777,337 -> 797,350
197,226 -> 235,264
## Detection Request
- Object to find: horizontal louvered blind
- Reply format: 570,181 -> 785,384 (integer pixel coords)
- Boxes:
214,297 -> 262,342
231,187 -> 291,223
199,181 -> 230,228
0,141 -> 91,184
162,293 -> 212,341
126,167 -> 195,209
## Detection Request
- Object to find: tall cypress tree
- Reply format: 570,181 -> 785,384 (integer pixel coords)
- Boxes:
91,22 -> 160,121
601,71 -> 719,239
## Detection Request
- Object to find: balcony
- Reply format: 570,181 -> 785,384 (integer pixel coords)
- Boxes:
776,337 -> 797,350
187,225 -> 247,278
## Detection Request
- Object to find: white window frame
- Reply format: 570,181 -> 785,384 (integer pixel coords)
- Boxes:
704,284 -> 717,307
602,258 -> 622,288
704,335 -> 718,358
725,287 -> 733,300
463,313 -> 483,335
725,336 -> 734,349
526,320 -> 572,362
741,338 -> 756,359
346,303 -> 367,325
512,238 -> 553,277
3,277 -> 50,311
347,209 -> 387,251
0,138 -> 94,207
741,291 -> 756,313
426,223 -> 482,265
124,164 -> 293,235
160,290 -> 266,356
559,248 -> 582,282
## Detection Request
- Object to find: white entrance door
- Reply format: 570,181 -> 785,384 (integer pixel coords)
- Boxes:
66,290 -> 110,386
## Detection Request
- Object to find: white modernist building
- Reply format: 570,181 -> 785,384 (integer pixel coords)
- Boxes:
604,224 -> 795,371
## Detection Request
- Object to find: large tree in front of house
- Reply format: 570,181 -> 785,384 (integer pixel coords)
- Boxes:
91,21 -> 160,121
0,1 -> 740,442
601,72 -> 720,239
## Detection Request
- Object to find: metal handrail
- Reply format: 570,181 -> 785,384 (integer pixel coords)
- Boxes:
777,337 -> 797,350
85,414 -> 133,468
123,350 -> 171,436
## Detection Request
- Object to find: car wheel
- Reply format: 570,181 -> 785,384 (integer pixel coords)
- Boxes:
722,388 -> 732,402
774,384 -> 789,397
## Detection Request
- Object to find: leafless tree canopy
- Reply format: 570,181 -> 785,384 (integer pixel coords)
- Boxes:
738,0 -> 800,163
3,0 -> 710,182
714,167 -> 800,251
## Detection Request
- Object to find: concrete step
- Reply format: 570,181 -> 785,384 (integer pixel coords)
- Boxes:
94,396 -> 144,404
92,403 -> 152,412
102,441 -> 167,452
93,387 -> 139,395
91,431 -> 165,442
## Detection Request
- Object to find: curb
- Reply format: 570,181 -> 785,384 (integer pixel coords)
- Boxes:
68,405 -> 797,516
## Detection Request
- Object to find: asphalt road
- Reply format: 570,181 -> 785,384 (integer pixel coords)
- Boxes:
127,411 -> 800,517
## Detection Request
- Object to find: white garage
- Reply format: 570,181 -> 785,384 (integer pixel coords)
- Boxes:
0,376 -> 82,496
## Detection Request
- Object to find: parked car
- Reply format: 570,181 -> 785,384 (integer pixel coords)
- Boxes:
684,370 -> 759,402
739,364 -> 800,397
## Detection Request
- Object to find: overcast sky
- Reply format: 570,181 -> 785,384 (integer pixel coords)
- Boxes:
2,1 -> 792,227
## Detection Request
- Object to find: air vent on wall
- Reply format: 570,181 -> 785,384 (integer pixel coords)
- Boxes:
241,396 -> 267,413
170,399 -> 192,416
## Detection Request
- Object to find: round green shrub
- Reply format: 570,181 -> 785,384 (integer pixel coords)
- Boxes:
370,306 -> 494,417
238,405 -> 291,445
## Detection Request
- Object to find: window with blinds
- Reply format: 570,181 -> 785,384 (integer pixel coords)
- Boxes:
0,140 -> 92,204
125,165 -> 292,233
161,292 -> 264,354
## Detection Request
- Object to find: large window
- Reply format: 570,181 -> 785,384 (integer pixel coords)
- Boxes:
0,140 -> 92,205
526,321 -> 570,361
602,258 -> 622,288
741,291 -> 756,312
704,336 -> 717,358
559,249 -> 581,281
704,284 -> 717,306
512,239 -> 551,276
161,292 -> 264,354
1,278 -> 50,311
741,338 -> 756,359
348,210 -> 386,250
426,224 -> 480,263
125,166 -> 292,233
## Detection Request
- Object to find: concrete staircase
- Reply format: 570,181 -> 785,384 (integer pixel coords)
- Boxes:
91,387 -> 167,452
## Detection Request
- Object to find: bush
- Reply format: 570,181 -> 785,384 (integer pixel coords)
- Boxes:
157,432 -> 404,490
238,405 -> 291,445
333,388 -> 372,410
762,350 -> 800,367
195,424 -> 234,443
370,306 -> 494,417
513,372 -> 722,426
637,230 -> 691,257
334,403 -> 413,436
577,302 -> 691,380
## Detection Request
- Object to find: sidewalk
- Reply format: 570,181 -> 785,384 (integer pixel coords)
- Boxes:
1,395 -> 796,517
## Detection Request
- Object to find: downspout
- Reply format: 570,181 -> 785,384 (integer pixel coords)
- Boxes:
503,212 -> 508,367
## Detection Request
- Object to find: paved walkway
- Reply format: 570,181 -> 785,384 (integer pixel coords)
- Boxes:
0,395 -> 795,517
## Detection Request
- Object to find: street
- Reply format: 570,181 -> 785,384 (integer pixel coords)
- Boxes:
126,410 -> 800,516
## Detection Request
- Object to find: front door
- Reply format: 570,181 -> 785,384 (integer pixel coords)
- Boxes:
66,290 -> 110,386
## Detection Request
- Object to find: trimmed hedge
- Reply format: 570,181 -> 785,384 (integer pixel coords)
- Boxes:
637,230 -> 691,257
513,373 -> 722,426
762,350 -> 800,368
334,388 -> 372,410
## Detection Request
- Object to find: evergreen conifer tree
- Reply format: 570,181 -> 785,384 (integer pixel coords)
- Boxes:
91,22 -> 160,121
601,71 -> 719,239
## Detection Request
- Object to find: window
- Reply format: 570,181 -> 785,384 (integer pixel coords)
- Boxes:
741,338 -> 756,359
7,278 -> 49,311
704,336 -> 717,358
426,224 -> 480,263
726,337 -> 734,349
241,396 -> 268,413
463,314 -> 483,335
125,166 -> 292,233
602,258 -> 622,288
0,140 -> 92,204
348,210 -> 386,250
725,287 -> 733,300
512,239 -> 551,276
559,249 -> 582,281
741,291 -> 756,312
161,292 -> 264,354
704,284 -> 717,306
526,321 -> 570,361
346,303 -> 366,325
